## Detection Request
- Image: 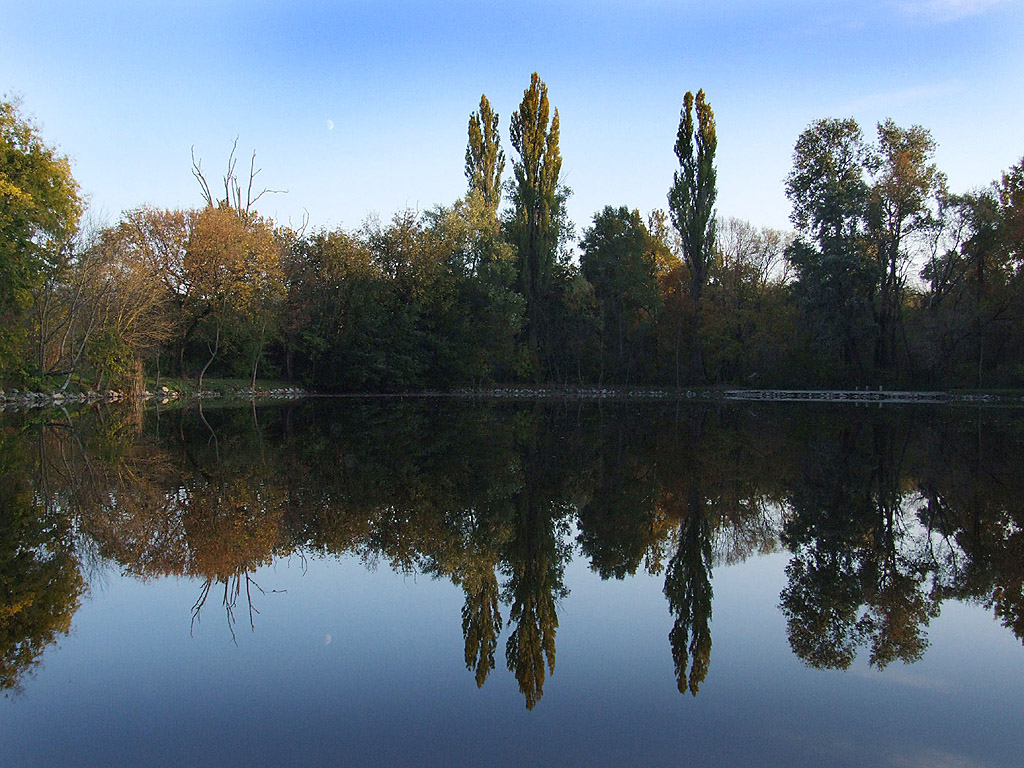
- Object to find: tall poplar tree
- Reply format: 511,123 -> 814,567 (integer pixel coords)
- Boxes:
509,73 -> 564,360
465,94 -> 505,230
668,89 -> 717,384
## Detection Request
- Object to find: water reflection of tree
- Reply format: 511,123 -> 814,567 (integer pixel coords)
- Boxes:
655,406 -> 788,696
6,399 -> 1024,705
460,561 -> 503,687
36,406 -> 292,638
575,411 -> 667,579
916,409 -> 1024,643
780,415 -> 940,669
501,412 -> 575,709
0,423 -> 84,695
664,483 -> 713,695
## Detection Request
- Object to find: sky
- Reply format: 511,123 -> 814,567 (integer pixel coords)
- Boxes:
3,0 -> 1022,236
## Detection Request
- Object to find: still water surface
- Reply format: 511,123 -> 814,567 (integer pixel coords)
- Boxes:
1,399 -> 1022,766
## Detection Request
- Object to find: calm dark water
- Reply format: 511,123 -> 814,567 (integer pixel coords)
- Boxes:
1,398 -> 1022,766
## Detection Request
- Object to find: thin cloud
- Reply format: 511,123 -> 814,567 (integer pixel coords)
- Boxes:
897,0 -> 1015,22
891,747 -> 990,768
836,81 -> 963,114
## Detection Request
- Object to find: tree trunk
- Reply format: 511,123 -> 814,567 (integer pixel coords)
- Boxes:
197,324 -> 220,391
250,323 -> 265,391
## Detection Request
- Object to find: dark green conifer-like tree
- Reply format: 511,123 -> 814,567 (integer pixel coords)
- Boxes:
509,73 -> 564,362
668,89 -> 717,383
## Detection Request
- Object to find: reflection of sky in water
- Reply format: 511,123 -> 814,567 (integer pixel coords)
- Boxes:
2,549 -> 1021,767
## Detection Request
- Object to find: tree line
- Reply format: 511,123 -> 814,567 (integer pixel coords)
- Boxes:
2,78 -> 1023,392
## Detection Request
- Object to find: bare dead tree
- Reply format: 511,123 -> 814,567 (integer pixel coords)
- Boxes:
191,138 -> 284,214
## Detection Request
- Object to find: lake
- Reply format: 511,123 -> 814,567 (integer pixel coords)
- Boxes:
1,398 -> 1022,767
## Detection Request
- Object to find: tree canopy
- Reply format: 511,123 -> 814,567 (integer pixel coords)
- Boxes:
0,98 -> 81,377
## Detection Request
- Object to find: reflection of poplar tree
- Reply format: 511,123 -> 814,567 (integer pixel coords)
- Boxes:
502,425 -> 571,711
503,503 -> 567,710
664,484 -> 713,696
461,563 -> 503,688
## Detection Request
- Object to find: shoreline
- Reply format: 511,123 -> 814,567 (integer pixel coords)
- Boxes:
4,385 -> 1019,411
0,385 -> 308,412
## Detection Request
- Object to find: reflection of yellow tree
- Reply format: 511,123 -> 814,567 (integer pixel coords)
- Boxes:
48,407 -> 294,638
41,408 -> 189,579
0,428 -> 84,695
460,562 -> 503,688
504,537 -> 561,711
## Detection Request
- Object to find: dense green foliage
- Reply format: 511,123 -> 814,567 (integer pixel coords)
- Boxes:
2,84 -> 1023,391
0,98 -> 82,380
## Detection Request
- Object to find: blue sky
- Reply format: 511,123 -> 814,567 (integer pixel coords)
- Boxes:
3,0 -> 1022,235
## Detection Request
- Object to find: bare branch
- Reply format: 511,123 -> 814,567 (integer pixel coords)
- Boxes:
191,146 -> 214,208
246,150 -> 260,213
224,137 -> 239,211
245,149 -> 285,213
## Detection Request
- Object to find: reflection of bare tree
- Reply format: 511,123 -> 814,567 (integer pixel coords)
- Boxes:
39,407 -> 292,639
191,571 -> 267,643
179,427 -> 289,638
